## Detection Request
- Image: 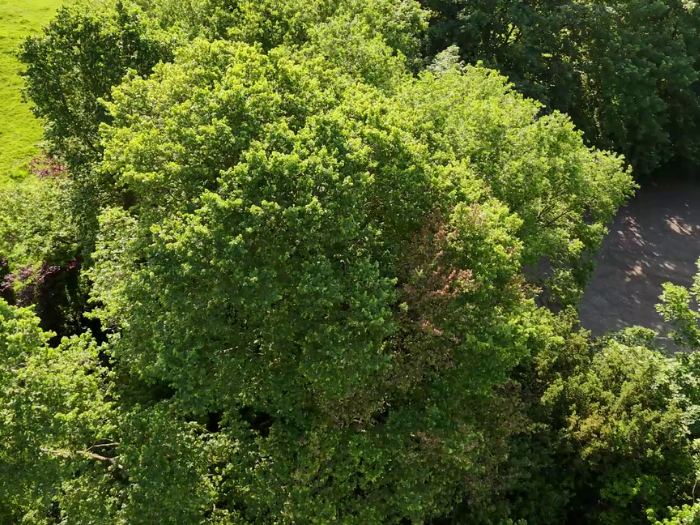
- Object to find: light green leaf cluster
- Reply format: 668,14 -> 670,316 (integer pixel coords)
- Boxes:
401,65 -> 634,302
657,260 -> 700,350
0,176 -> 77,276
0,300 -> 113,522
648,503 -> 700,525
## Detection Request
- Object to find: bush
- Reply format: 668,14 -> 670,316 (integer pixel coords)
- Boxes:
463,318 -> 700,525
0,173 -> 88,339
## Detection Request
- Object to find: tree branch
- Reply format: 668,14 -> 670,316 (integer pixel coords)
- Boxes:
41,447 -> 121,468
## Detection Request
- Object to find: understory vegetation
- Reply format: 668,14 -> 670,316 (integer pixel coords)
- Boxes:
3,0 -> 700,523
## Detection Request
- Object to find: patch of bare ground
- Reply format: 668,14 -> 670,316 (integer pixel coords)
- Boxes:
579,178 -> 700,351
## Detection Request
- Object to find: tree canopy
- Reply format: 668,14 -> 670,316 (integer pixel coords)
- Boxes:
423,0 -> 700,176
4,0 -> 700,523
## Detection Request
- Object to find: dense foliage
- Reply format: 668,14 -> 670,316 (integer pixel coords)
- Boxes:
3,0 -> 700,523
19,1 -> 173,250
422,0 -> 700,176
0,168 -> 90,341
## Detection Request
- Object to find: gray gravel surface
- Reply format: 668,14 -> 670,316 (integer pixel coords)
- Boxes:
579,179 -> 700,350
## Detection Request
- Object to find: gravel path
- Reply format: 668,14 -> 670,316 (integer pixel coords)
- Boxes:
579,179 -> 700,350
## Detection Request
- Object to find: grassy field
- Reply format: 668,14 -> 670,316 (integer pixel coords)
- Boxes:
0,0 -> 70,179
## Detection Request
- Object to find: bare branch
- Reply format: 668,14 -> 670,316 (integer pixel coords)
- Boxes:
41,447 -> 121,468
87,442 -> 120,451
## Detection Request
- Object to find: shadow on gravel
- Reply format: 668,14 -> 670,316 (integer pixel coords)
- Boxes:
579,177 -> 700,351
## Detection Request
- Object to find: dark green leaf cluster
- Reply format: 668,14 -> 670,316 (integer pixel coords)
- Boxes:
422,0 -> 700,176
509,321 -> 700,525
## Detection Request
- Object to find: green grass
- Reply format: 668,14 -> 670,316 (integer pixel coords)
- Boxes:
0,0 -> 70,180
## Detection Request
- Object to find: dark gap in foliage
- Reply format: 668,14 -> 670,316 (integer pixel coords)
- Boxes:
352,483 -> 367,500
29,260 -> 107,345
121,188 -> 137,210
371,406 -> 391,426
0,259 -> 103,344
148,381 -> 178,403
239,406 -> 274,437
206,411 -> 223,433
114,374 -> 178,410
0,258 -> 11,304
96,344 -> 112,370
47,500 -> 61,521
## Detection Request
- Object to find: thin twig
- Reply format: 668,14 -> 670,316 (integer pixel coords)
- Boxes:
87,442 -> 120,451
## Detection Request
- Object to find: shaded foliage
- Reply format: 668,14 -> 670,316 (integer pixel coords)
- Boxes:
0,174 -> 93,340
422,0 -> 700,176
